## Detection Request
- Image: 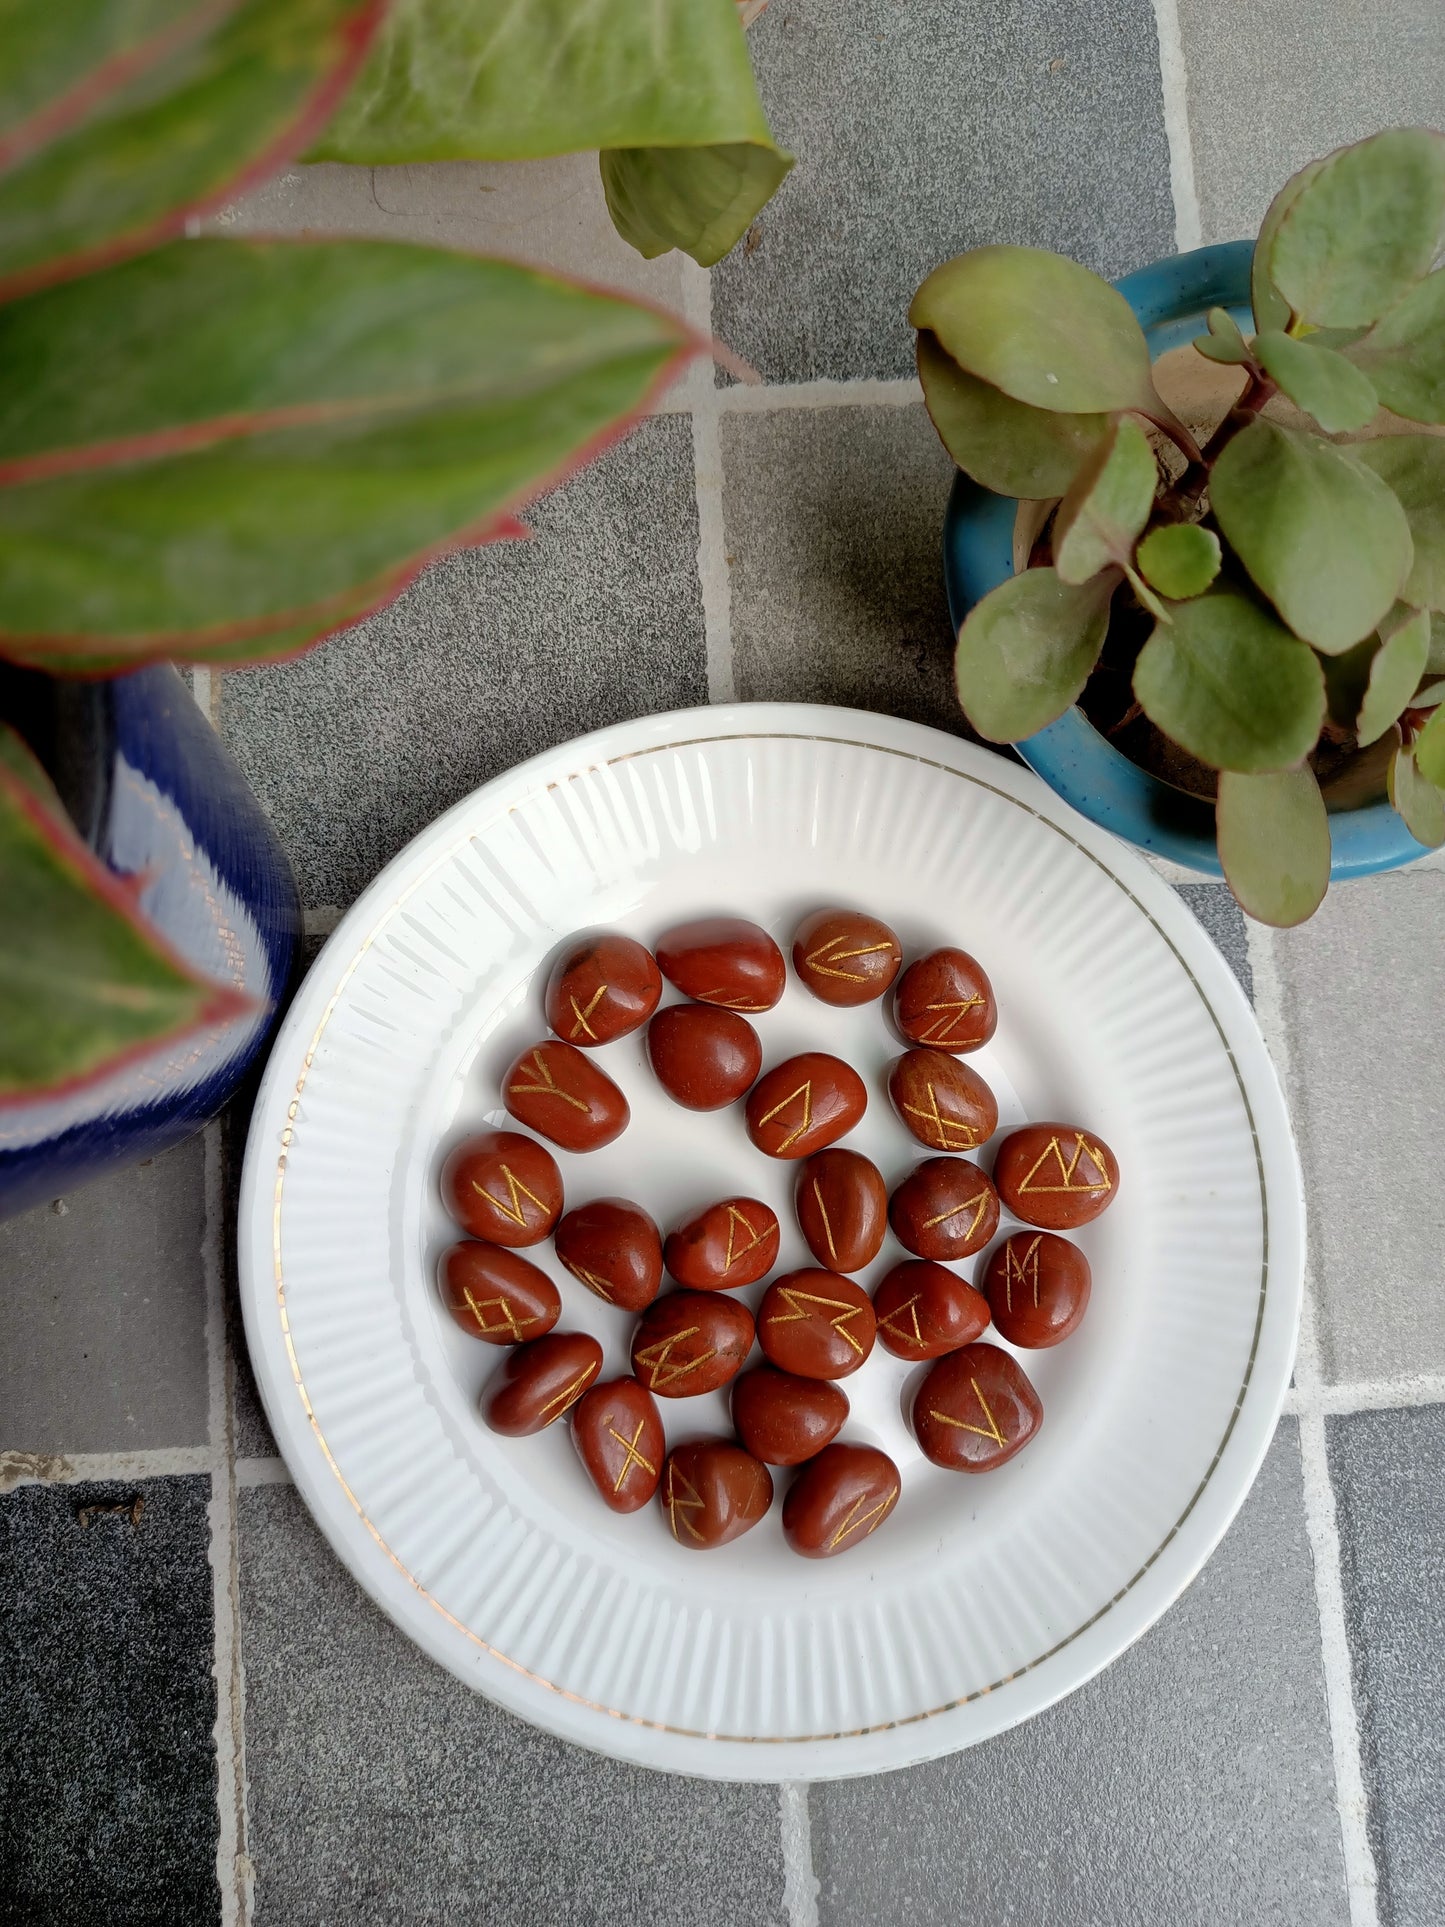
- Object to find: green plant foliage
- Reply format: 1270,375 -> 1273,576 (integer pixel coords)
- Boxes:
909,245 -> 1157,415
1210,418 -> 1413,652
1052,417 -> 1158,585
311,0 -> 788,266
1252,330 -> 1378,432
1416,700 -> 1445,787
1136,523 -> 1222,600
954,567 -> 1115,742
915,333 -> 1109,499
1345,271 -> 1445,423
1389,742 -> 1445,845
1216,768 -> 1330,926
0,0 -> 383,302
1357,607 -> 1431,744
0,239 -> 699,670
1350,436 -> 1445,610
1252,158 -> 1325,332
1193,307 -> 1252,365
0,725 -> 253,1099
1133,592 -> 1326,771
1267,127 -> 1445,327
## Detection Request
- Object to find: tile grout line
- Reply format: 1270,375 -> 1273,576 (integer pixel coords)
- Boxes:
780,1780 -> 821,1927
1147,0 -> 1203,250
1247,919 -> 1379,1927
681,258 -> 736,704
715,375 -> 921,414
202,1120 -> 253,1927
0,1444 -> 217,1491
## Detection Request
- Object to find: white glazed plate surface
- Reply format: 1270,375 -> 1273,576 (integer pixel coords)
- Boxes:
238,704 -> 1303,1780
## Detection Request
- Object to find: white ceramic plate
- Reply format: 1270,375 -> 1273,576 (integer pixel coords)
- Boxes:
238,703 -> 1302,1781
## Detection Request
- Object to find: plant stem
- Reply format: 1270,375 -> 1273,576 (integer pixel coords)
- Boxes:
1161,372 -> 1279,514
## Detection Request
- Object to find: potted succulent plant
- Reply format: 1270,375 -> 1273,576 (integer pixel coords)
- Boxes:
914,127 -> 1445,924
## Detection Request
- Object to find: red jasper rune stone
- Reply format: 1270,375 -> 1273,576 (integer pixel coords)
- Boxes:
792,908 -> 903,1006
888,1157 -> 999,1261
646,1004 -> 762,1110
554,1197 -> 663,1312
981,1230 -> 1092,1348
887,1049 -> 998,1154
795,1148 -> 888,1273
757,1270 -> 876,1380
893,947 -> 997,1053
992,1123 -> 1120,1229
661,1439 -> 773,1548
630,1290 -> 755,1398
503,1039 -> 629,1153
913,1343 -> 1042,1472
440,1130 -> 562,1247
731,1367 -> 849,1466
571,1377 -> 665,1514
746,1053 -> 867,1159
544,931 -> 661,1047
482,1330 -> 603,1437
872,1260 -> 990,1362
437,1241 -> 561,1345
664,1196 -> 780,1291
654,917 -> 786,1012
782,1442 -> 902,1560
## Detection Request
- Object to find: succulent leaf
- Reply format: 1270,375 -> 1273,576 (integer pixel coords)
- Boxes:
1252,157 -> 1326,332
1053,417 -> 1159,585
1193,307 -> 1253,366
1349,437 -> 1445,612
1389,743 -> 1445,846
1252,330 -> 1378,432
1415,699 -> 1445,787
1217,768 -> 1330,926
1136,522 -> 1222,600
1357,607 -> 1431,744
1345,270 -> 1445,423
954,566 -> 1115,742
915,333 -> 1110,498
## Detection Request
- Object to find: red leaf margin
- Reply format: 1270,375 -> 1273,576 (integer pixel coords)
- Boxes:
0,729 -> 262,1109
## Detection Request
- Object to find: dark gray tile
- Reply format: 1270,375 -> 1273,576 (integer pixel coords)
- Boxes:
713,0 -> 1175,381
238,1485 -> 788,1927
723,402 -> 966,727
1329,1405 -> 1445,1927
220,414 -> 707,907
1175,881 -> 1253,1000
0,1137 -> 209,1455
813,1423 -> 1348,1927
0,1476 -> 219,1927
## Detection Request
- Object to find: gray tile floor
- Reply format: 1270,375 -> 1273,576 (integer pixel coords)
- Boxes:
4,4 -> 1445,1923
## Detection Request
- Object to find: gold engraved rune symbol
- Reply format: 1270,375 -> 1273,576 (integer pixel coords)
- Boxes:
828,1488 -> 897,1551
697,989 -> 769,1012
876,1293 -> 923,1347
665,1464 -> 706,1543
767,1286 -> 867,1355
562,1258 -> 614,1302
636,1327 -> 716,1391
472,1163 -> 547,1229
920,1185 -> 991,1241
723,1205 -> 773,1274
568,985 -> 607,1041
1004,1235 -> 1043,1312
1017,1134 -> 1112,1196
930,1377 -> 1006,1447
605,1417 -> 657,1492
461,1289 -> 537,1341
914,996 -> 985,1045
809,1180 -> 838,1263
755,1080 -> 813,1152
538,1361 -> 598,1422
904,1082 -> 980,1151
804,935 -> 894,983
507,1048 -> 589,1113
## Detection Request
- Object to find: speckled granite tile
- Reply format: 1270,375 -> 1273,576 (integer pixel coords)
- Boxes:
712,0 -> 1175,381
812,1423 -> 1348,1927
0,1477 -> 218,1927
1329,1405 -> 1445,1927
238,1485 -> 787,1927
1175,880 -> 1253,1000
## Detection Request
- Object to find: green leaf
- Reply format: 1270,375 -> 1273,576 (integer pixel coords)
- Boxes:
1136,522 -> 1222,600
1252,330 -> 1378,432
954,566 -> 1115,742
0,725 -> 254,1100
1357,607 -> 1431,744
1253,158 -> 1326,333
1053,417 -> 1159,584
909,245 -> 1157,414
1416,701 -> 1445,788
1210,418 -> 1413,652
1415,679 -> 1445,708
600,140 -> 792,268
1389,743 -> 1445,846
0,0 -> 383,302
1193,306 -> 1253,365
1267,128 -> 1445,328
1345,270 -> 1445,423
1350,436 -> 1445,610
1217,768 -> 1330,926
1133,592 -> 1327,772
0,238 -> 700,671
311,0 -> 787,266
915,333 -> 1110,499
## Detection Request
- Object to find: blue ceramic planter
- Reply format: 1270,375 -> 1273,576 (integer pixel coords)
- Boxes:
941,239 -> 1431,877
0,665 -> 300,1219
